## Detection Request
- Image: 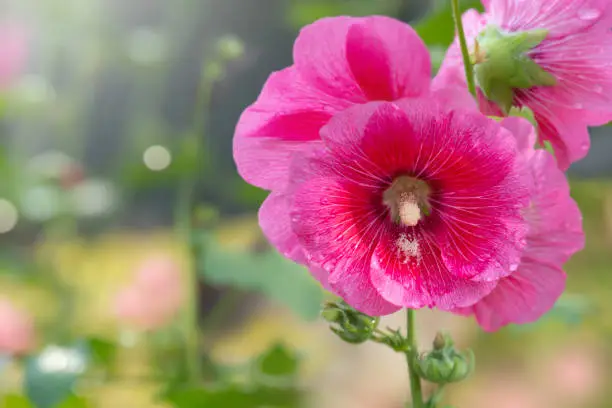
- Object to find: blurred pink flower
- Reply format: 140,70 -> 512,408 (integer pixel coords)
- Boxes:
454,118 -> 584,331
0,298 -> 36,356
0,21 -> 28,88
465,377 -> 546,408
260,97 -> 529,315
436,0 -> 612,169
114,256 -> 184,331
234,16 -> 438,191
544,345 -> 603,402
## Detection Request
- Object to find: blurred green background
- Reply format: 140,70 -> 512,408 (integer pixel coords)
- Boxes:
0,0 -> 611,407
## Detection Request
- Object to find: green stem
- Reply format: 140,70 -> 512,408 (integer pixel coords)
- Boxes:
451,0 -> 477,97
406,309 -> 424,408
175,185 -> 201,383
175,58 -> 215,383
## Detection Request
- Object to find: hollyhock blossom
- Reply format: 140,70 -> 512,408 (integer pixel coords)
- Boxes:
260,97 -> 530,315
436,0 -> 612,169
234,15 -> 434,191
113,256 -> 184,331
0,298 -> 36,356
0,21 -> 28,88
454,118 -> 584,331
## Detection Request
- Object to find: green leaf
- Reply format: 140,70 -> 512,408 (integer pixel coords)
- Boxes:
24,344 -> 88,408
197,233 -> 324,320
54,395 -> 91,408
415,0 -> 483,47
86,338 -> 116,365
1,394 -> 35,408
256,344 -> 299,378
164,386 -> 300,408
85,337 -> 117,371
286,0 -> 390,28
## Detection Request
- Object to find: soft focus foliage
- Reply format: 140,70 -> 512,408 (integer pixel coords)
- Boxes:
0,0 -> 610,407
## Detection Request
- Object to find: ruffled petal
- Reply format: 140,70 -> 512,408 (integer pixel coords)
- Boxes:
258,192 -> 306,264
294,16 -> 431,102
454,261 -> 566,332
233,67 -> 347,189
454,146 -> 584,331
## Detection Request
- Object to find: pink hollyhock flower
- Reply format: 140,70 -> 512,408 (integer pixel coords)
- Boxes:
0,21 -> 28,88
436,0 -> 612,169
453,118 -> 584,331
113,256 -> 184,331
234,16 -> 435,191
0,298 -> 36,356
260,97 -> 530,315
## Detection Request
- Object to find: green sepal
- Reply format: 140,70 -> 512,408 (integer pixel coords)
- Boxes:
474,25 -> 557,114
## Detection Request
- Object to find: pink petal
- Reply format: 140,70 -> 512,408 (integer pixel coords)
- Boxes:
329,258 -> 402,316
429,82 -> 478,112
454,145 -> 584,331
530,30 -> 612,114
500,116 -> 537,156
233,67 -> 345,189
258,192 -> 307,264
485,0 -> 612,38
371,235 -> 497,309
522,151 -> 585,264
290,175 -> 400,315
294,16 -> 431,102
454,261 -> 566,332
293,17 -> 365,102
532,107 -> 591,170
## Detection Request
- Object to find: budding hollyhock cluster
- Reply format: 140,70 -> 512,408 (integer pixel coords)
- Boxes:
234,0 -> 594,332
113,256 -> 185,332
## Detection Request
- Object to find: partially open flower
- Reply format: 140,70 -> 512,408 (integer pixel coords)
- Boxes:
436,0 -> 612,169
260,96 -> 530,315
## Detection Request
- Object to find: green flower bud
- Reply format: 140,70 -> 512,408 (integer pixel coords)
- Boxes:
322,301 -> 379,344
414,332 -> 474,384
473,25 -> 557,114
216,35 -> 245,61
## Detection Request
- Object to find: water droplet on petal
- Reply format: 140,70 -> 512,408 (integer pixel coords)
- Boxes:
509,264 -> 519,272
578,8 -> 601,20
320,198 -> 330,205
581,142 -> 589,151
573,102 -> 583,109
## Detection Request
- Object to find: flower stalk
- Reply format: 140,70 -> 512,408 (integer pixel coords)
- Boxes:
406,309 -> 424,408
451,0 -> 476,97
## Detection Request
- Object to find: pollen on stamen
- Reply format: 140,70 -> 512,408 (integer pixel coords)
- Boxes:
398,192 -> 421,227
383,175 -> 431,227
396,233 -> 420,264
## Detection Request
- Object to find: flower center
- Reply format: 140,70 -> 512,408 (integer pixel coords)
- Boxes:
383,175 -> 431,227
